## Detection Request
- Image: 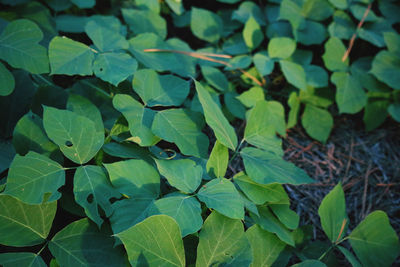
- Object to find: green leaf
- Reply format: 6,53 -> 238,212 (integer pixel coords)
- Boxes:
113,94 -> 160,146
292,260 -> 327,267
388,103 -> 400,122
243,16 -> 264,50
206,140 -> 229,179
84,20 -> 128,52
370,51 -> 400,90
151,108 -> 209,158
166,0 -> 185,15
0,253 -> 46,267
0,141 -> 15,173
280,60 -> 307,90
232,1 -> 265,25
200,66 -> 229,92
49,218 -> 126,267
132,69 -> 190,106
363,99 -> 389,131
270,204 -> 300,230
122,9 -> 167,39
322,37 -> 349,72
195,80 -> 237,150
0,195 -> 56,246
102,142 -> 152,160
190,7 -> 223,43
295,20 -> 327,45
71,0 -> 95,8
287,92 -> 300,129
43,106 -> 104,164
233,172 -> 289,205
279,0 -> 305,30
241,147 -> 313,185
155,158 -> 202,193
49,36 -> 95,76
73,165 -> 121,227
237,86 -> 265,108
337,246 -> 362,267
93,52 -> 137,86
246,224 -> 286,267
0,19 -> 49,74
0,62 -> 14,96
328,0 -> 348,9
349,211 -> 400,267
384,32 -> 400,57
302,0 -> 334,21
196,211 -> 252,267
268,37 -> 296,59
305,65 -> 328,88
104,159 -> 160,199
117,215 -> 185,267
328,11 -> 355,40
197,178 -> 244,219
301,104 -> 333,143
67,94 -> 104,132
148,193 -> 203,237
4,152 -> 64,204
253,52 -> 275,76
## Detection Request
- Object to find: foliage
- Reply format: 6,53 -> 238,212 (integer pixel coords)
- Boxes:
0,0 -> 399,266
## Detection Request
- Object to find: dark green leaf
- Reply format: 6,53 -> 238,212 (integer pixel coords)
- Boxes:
0,62 -> 14,96
243,16 -> 263,50
200,66 -> 229,92
190,8 -> 223,43
122,8 -> 167,39
0,253 -> 46,267
301,105 -> 333,143
84,20 -> 128,52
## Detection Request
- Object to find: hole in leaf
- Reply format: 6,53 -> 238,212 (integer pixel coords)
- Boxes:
65,141 -> 73,147
99,68 -> 103,72
87,194 -> 94,203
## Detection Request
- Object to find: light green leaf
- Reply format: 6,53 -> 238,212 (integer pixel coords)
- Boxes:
241,147 -> 313,185
246,224 -> 286,267
0,19 -> 49,74
85,20 -> 128,52
331,72 -> 367,114
287,92 -> 300,129
200,66 -> 229,92
122,9 -> 167,39
243,16 -> 264,50
191,7 -> 223,43
73,165 -> 121,227
196,211 -> 252,267
104,159 -> 160,199
328,11 -> 355,40
197,178 -> 244,220
370,51 -> 400,90
253,52 -> 275,76
322,37 -> 349,72
236,86 -> 265,108
43,106 -> 104,164
117,215 -> 185,267
195,80 -> 237,150
384,32 -> 400,57
349,211 -> 400,267
0,195 -> 56,246
151,108 -> 209,158
206,140 -> 229,179
0,253 -> 46,267
302,0 -> 334,21
155,158 -> 202,193
292,260 -> 327,267
148,193 -> 203,237
135,0 -> 160,13
113,94 -> 160,146
49,218 -> 126,267
280,60 -> 307,90
232,1 -> 265,25
49,36 -> 95,76
0,62 -> 14,96
4,152 -> 64,204
301,104 -> 333,143
338,246 -> 362,267
270,204 -> 299,230
279,0 -> 305,30
67,94 -> 104,132
268,37 -> 296,59
132,69 -> 190,107
166,0 -> 185,15
328,0 -> 347,9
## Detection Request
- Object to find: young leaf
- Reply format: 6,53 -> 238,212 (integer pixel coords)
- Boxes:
194,80 -> 237,150
243,16 -> 264,50
322,37 -> 349,72
206,140 -> 229,179
253,52 -> 275,76
280,60 -> 307,90
117,215 -> 186,267
268,37 -> 296,59
200,66 -> 229,92
0,195 -> 56,247
236,86 -> 265,108
301,104 -> 333,143
270,204 -> 300,230
0,62 -> 14,96
190,7 -> 223,43
4,151 -> 65,204
287,92 -> 300,129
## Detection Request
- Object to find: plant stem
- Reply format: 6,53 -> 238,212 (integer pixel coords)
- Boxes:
228,138 -> 245,166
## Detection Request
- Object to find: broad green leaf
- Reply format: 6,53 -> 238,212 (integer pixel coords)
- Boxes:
301,105 -> 333,143
73,165 -> 121,227
322,37 -> 349,72
43,106 -> 104,164
226,55 -> 252,70
270,204 -> 299,230
0,195 -> 56,246
305,65 -> 328,88
102,142 -> 152,161
148,193 -> 203,237
328,0 -> 347,9
93,52 -> 137,86
388,103 -> 400,122
197,178 -> 244,219
287,92 -> 300,129
206,140 -> 229,179
358,18 -> 394,48
363,99 -> 389,131
349,211 -> 400,267
67,94 -> 104,132
0,141 -> 15,173
279,0 -> 305,30
232,1 -> 265,25
104,159 -> 160,199
243,16 -> 263,50
331,72 -> 367,114
200,66 -> 229,92
338,246 -> 362,267
71,0 -> 95,8
166,0 -> 185,15
223,34 -> 248,55
49,218 -> 126,267
132,69 -> 190,106
328,11 -> 355,40
384,32 -> 400,57
155,158 -> 202,193
370,51 -> 400,90
4,152 -> 64,204
350,4 -> 378,22
0,62 -> 14,96
117,215 -> 185,267
253,52 -> 275,76
224,92 -> 246,120
0,19 -> 49,74
280,60 -> 307,90
84,20 -> 128,52
302,0 -> 334,21
236,86 -> 265,108
246,225 -> 286,267
268,37 -> 296,59
195,80 -> 237,150
0,253 -> 46,267
49,36 -> 94,76
196,211 -> 252,267
241,147 -> 313,185
292,260 -> 327,267
122,9 -> 167,39
135,0 -> 160,13
113,94 -> 160,146
295,20 -> 327,45
151,108 -> 209,158
251,206 -> 295,246
233,172 -> 289,205
191,7 -> 223,43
